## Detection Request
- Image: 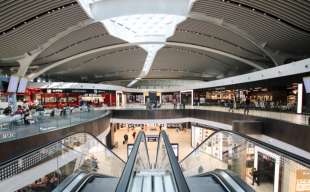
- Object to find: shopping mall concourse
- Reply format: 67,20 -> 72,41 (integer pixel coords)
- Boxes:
2,0 -> 310,192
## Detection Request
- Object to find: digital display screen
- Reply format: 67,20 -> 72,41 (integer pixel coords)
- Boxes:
7,76 -> 19,93
17,78 -> 28,93
303,77 -> 310,93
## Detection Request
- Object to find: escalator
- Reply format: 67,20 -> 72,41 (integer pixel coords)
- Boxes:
113,131 -> 248,192
2,129 -> 309,191
179,130 -> 310,192
0,131 -> 252,192
0,132 -> 126,192
114,131 -> 189,192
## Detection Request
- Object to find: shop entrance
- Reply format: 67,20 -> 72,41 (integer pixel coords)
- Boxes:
180,90 -> 193,106
257,152 -> 276,187
254,146 -> 280,192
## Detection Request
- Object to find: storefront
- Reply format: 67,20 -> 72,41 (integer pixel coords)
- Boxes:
181,90 -> 193,106
125,92 -> 144,104
191,124 -> 215,148
194,74 -> 308,113
144,91 -> 161,105
25,88 -> 116,108
161,92 -> 180,104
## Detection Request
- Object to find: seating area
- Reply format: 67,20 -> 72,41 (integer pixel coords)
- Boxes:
0,105 -> 108,143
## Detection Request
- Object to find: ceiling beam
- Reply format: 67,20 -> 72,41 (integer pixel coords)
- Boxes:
188,12 -> 280,66
27,41 -> 265,80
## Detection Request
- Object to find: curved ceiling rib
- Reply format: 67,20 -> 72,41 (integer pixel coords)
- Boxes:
217,0 -> 310,33
1,13 -> 279,69
0,19 -> 96,62
0,2 -> 79,35
27,41 -> 265,80
188,12 -> 279,66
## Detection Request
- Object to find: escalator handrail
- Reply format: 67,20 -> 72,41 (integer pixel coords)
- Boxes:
115,131 -> 151,192
156,131 -> 190,192
179,129 -> 310,169
0,131 -> 125,167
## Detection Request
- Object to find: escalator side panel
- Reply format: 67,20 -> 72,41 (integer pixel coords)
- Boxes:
78,177 -> 119,192
186,176 -> 227,192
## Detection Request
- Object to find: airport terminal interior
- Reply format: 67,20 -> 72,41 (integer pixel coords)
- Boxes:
1,0 -> 310,192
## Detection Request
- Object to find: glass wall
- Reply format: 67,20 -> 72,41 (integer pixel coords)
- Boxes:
180,131 -> 310,192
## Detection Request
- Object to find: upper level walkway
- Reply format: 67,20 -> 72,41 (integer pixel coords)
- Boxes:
0,109 -> 109,143
1,104 -> 309,147
108,104 -> 310,126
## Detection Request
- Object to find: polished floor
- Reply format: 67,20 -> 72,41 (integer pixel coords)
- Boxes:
112,126 -> 193,162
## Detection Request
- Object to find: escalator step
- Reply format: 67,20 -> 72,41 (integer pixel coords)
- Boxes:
154,175 -> 164,192
164,175 -> 175,192
143,175 -> 152,192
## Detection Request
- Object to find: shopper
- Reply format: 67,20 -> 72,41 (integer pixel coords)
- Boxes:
228,99 -> 234,113
244,96 -> 250,115
123,134 -> 128,144
24,109 -> 30,125
132,131 -> 136,140
176,126 -> 180,133
251,168 -> 260,186
3,106 -> 12,116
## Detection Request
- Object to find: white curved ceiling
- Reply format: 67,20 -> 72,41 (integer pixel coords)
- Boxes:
0,0 -> 310,88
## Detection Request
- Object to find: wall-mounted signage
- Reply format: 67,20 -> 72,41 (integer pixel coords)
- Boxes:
146,135 -> 159,142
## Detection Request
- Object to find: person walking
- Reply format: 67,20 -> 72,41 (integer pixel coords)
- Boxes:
228,99 -> 234,113
251,168 -> 260,186
123,134 -> 128,144
132,131 -> 136,140
244,96 -> 250,115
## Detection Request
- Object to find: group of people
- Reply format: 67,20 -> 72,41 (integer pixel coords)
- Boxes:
2,104 -> 33,125
123,130 -> 136,144
227,96 -> 251,115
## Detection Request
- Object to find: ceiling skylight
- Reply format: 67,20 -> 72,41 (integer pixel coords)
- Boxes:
77,0 -> 194,87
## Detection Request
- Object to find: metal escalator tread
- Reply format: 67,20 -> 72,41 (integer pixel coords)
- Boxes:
164,175 -> 175,192
186,176 -> 227,192
154,175 -> 164,192
143,175 -> 152,192
132,175 -> 144,192
79,177 -> 119,192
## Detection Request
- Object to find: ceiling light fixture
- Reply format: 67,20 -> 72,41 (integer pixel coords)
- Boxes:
77,0 -> 195,87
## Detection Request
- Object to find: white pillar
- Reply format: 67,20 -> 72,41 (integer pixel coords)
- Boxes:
297,83 -> 303,114
17,52 -> 40,77
122,93 -> 126,106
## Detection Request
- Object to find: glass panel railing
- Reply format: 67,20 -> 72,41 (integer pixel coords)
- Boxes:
0,132 -> 125,192
156,131 -> 190,192
179,130 -> 310,192
115,131 -> 151,192
0,108 -> 109,143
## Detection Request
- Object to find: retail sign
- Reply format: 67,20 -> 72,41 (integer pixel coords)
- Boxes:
51,89 -> 63,93
146,135 -> 159,142
296,170 -> 310,191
